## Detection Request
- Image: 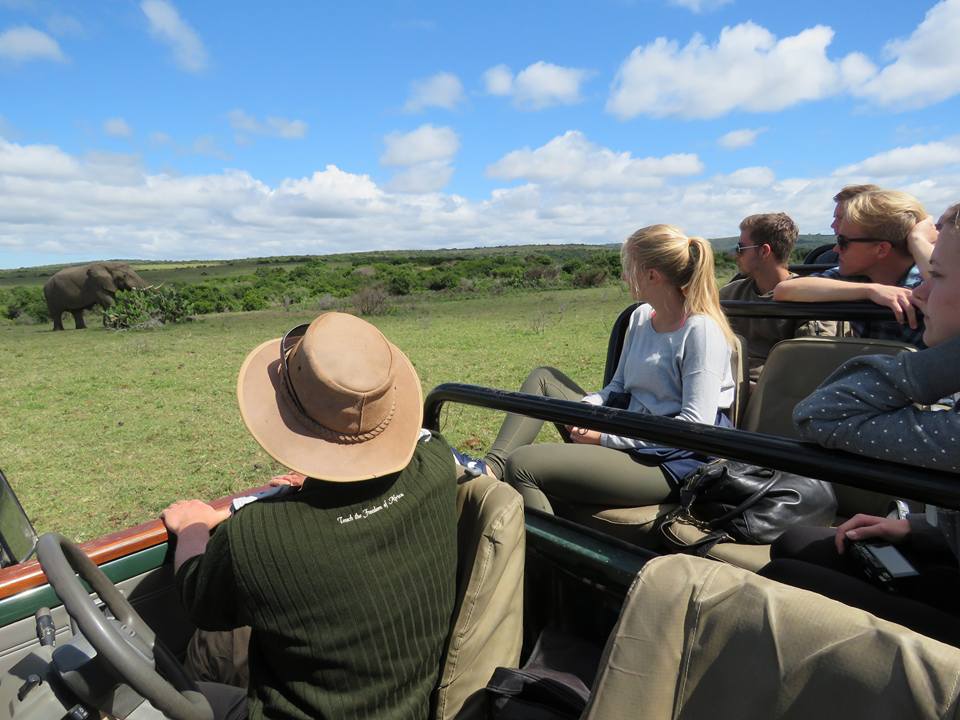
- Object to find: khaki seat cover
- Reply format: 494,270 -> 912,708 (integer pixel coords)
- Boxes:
433,471 -> 525,720
730,333 -> 749,427
742,336 -> 914,517
583,555 -> 960,720
660,518 -> 771,571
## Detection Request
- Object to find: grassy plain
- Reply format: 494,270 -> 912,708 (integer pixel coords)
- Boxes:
0,286 -> 632,541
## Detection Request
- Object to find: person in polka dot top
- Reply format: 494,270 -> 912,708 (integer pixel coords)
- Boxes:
758,201 -> 960,647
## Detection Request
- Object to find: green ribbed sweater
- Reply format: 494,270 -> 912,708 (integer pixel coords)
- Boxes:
176,433 -> 458,720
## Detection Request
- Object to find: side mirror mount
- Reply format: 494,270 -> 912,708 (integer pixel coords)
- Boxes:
0,469 -> 38,568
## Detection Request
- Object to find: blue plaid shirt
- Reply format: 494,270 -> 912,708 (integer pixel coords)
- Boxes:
816,265 -> 925,348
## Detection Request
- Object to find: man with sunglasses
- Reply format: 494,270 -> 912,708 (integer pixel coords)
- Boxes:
774,189 -> 936,347
720,213 -> 832,383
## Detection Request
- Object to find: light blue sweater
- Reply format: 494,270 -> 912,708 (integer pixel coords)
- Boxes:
584,303 -> 735,451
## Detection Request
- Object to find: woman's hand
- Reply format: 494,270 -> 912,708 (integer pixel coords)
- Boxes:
834,514 -> 911,554
161,499 -> 230,535
568,426 -> 602,445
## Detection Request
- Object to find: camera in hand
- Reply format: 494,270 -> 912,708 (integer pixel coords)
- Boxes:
849,541 -> 919,590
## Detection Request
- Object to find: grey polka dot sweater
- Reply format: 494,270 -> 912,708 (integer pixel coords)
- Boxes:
793,335 -> 960,559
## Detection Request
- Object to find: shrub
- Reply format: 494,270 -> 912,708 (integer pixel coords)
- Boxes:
2,286 -> 49,323
573,268 -> 608,288
102,287 -> 193,329
352,285 -> 390,316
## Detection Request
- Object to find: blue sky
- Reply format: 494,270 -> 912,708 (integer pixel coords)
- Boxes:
1,0 -> 959,267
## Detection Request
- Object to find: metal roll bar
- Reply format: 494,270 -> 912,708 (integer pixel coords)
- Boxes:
424,384 -> 960,511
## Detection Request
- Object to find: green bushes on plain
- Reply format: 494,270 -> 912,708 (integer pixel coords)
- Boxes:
102,287 -> 193,329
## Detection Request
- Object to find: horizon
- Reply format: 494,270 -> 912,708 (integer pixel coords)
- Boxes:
1,1 -> 958,268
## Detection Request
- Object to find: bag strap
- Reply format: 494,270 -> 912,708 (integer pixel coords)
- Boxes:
658,515 -> 731,557
703,473 -> 780,529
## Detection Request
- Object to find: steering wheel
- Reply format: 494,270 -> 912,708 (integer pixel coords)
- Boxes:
37,533 -> 213,720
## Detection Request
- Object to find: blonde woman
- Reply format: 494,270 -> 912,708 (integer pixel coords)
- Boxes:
456,225 -> 736,513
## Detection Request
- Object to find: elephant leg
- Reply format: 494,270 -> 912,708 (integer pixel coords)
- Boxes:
72,309 -> 86,330
52,312 -> 64,331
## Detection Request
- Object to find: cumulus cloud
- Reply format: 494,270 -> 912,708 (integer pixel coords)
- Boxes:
487,131 -> 702,189
669,0 -> 732,12
607,22 -> 866,119
381,125 -> 459,193
833,138 -> 960,177
482,64 -> 513,95
718,127 -> 766,149
483,62 -> 591,109
852,0 -> 960,109
141,0 -> 207,73
227,110 -> 308,142
0,26 -> 65,63
103,118 -> 133,138
2,135 -> 958,266
403,72 -> 465,112
381,125 -> 459,166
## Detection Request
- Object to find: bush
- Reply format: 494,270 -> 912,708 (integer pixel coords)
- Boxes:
102,287 -> 193,329
573,268 -> 608,288
352,285 -> 390,316
2,286 -> 48,323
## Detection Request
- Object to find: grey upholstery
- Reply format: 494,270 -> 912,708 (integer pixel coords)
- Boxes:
433,469 -> 525,720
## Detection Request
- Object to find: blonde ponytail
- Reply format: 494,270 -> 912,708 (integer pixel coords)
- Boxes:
621,225 -> 736,348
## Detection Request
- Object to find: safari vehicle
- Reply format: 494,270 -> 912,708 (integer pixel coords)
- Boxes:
0,299 -> 958,719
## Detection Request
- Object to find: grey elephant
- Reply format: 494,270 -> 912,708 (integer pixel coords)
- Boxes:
43,262 -> 148,330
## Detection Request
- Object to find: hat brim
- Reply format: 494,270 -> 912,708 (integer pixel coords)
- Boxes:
236,337 -> 424,482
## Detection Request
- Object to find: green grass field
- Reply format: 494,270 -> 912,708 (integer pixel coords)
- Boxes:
0,286 -> 632,541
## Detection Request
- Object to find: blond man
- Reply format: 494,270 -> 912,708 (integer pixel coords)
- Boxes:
774,189 -> 936,347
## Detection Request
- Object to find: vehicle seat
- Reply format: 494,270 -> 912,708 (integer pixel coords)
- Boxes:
578,336 -> 914,570
432,469 -> 525,720
582,554 -> 960,720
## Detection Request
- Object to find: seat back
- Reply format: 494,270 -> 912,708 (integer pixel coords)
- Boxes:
742,336 -> 914,516
432,472 -> 525,720
603,304 -> 747,425
583,554 -> 960,720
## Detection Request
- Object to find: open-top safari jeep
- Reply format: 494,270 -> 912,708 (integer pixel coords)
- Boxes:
0,299 -> 958,719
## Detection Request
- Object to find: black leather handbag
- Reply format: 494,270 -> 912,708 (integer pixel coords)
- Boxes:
661,459 -> 837,553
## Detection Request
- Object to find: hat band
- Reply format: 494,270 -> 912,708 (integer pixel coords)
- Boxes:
281,374 -> 397,444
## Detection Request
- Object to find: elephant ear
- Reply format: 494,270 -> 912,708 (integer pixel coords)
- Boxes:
87,265 -> 118,293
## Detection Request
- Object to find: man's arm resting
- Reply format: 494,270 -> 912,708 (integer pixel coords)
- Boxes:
773,276 -> 874,302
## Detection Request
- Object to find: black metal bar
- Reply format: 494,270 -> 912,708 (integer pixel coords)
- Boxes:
424,384 -> 960,510
787,263 -> 836,275
722,299 -> 900,321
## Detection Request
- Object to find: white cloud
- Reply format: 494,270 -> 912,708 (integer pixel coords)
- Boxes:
0,138 -> 79,177
0,26 -> 65,62
723,166 -> 775,188
190,135 -> 231,160
381,125 -> 459,193
718,127 -> 766,149
2,135 -> 958,266
485,62 -> 591,109
149,131 -> 173,146
227,110 -> 308,141
669,0 -> 732,13
103,118 -> 133,138
607,22 -> 865,119
387,162 -> 455,194
834,138 -> 960,177
487,131 -> 702,189
403,72 -> 465,112
381,125 -> 459,166
140,0 -> 207,73
483,64 -> 513,95
852,0 -> 960,109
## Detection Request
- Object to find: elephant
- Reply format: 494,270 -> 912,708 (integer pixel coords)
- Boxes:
43,262 -> 148,330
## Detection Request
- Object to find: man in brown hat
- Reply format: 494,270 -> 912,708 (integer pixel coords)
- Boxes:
161,312 -> 458,720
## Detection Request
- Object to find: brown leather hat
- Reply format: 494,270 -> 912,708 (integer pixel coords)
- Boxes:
237,312 -> 423,482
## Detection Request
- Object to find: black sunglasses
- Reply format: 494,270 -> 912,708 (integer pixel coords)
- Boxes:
733,244 -> 762,255
835,234 -> 886,250
280,323 -> 309,416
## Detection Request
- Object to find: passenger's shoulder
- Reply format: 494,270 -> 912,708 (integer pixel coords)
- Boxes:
628,303 -> 654,325
718,277 -> 752,299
